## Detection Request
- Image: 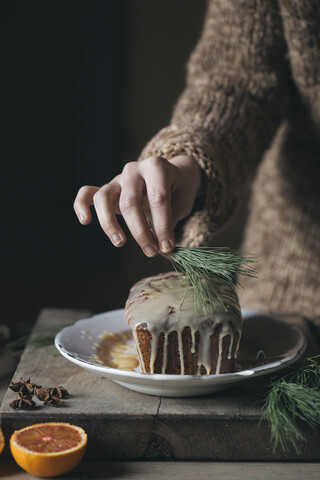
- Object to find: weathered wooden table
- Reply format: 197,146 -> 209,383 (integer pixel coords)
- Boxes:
1,459 -> 320,479
1,309 -> 320,479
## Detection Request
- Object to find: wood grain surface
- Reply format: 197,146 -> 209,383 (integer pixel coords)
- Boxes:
1,460 -> 320,480
1,309 -> 319,461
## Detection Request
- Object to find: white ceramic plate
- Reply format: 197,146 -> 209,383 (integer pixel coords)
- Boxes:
55,309 -> 306,397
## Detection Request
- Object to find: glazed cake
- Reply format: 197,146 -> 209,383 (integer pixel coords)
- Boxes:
125,272 -> 242,375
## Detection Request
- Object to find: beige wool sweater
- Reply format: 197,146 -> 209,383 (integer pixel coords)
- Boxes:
138,0 -> 320,324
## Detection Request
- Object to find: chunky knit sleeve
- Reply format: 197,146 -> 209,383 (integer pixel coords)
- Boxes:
138,0 -> 289,246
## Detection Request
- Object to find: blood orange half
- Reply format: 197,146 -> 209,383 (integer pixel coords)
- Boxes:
10,422 -> 87,477
0,428 -> 4,455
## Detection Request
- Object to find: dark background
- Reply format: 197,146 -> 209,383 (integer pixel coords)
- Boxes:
1,0 -> 247,329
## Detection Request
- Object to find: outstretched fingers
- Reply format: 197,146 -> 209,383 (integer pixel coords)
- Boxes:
92,180 -> 126,247
74,182 -> 127,247
74,156 -> 178,256
73,185 -> 100,224
119,163 -> 159,257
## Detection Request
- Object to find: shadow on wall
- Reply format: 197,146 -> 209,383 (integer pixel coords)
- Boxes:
1,0 -> 248,330
2,0 -> 124,275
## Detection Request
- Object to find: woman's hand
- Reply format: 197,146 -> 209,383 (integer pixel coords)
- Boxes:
73,155 -> 202,257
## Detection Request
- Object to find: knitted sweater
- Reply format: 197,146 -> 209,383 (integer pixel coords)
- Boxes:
138,0 -> 320,323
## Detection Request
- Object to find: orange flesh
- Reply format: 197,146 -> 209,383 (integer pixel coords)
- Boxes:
15,425 -> 82,453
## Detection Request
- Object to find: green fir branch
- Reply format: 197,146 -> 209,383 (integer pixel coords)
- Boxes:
8,324 -> 69,355
261,355 -> 320,454
167,246 -> 257,313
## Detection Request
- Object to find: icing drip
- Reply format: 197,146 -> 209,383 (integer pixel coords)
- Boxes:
216,332 -> 224,374
125,272 -> 242,375
216,324 -> 233,374
162,333 -> 168,374
228,333 -> 233,360
132,327 -> 146,372
190,327 -> 196,354
177,330 -> 185,375
234,328 -> 242,359
150,333 -> 158,374
200,331 -> 212,374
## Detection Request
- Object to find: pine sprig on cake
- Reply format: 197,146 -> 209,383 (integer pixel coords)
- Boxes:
166,247 -> 257,313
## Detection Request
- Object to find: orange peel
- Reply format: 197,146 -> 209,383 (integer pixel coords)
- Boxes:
0,428 -> 4,455
10,422 -> 87,477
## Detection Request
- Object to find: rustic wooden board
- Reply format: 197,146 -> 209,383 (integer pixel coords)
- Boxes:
1,460 -> 320,480
1,309 -> 320,461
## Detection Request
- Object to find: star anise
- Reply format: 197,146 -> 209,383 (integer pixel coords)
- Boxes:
34,387 -> 51,402
9,391 -> 36,410
10,378 -> 41,395
9,379 -> 69,409
44,395 -> 63,407
47,386 -> 69,399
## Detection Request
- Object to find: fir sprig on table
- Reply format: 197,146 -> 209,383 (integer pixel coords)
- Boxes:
167,247 -> 257,313
8,323 -> 68,355
261,355 -> 320,454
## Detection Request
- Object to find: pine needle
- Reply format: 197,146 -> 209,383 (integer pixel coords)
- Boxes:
261,355 -> 320,454
167,247 -> 257,313
8,324 -> 69,355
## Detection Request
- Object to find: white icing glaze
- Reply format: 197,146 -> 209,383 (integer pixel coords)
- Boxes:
162,333 -> 168,374
125,272 -> 242,375
190,327 -> 196,354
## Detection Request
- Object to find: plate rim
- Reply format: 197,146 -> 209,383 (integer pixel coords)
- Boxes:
54,308 -> 307,383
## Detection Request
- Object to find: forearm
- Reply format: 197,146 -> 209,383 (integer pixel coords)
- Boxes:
168,155 -> 204,198
139,0 -> 289,239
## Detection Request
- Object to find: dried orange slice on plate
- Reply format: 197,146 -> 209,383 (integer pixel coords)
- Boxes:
10,422 -> 87,477
0,428 -> 4,455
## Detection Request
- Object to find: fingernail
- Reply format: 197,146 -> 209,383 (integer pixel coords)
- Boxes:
144,245 -> 158,257
112,234 -> 122,246
79,212 -> 86,223
161,240 -> 173,253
